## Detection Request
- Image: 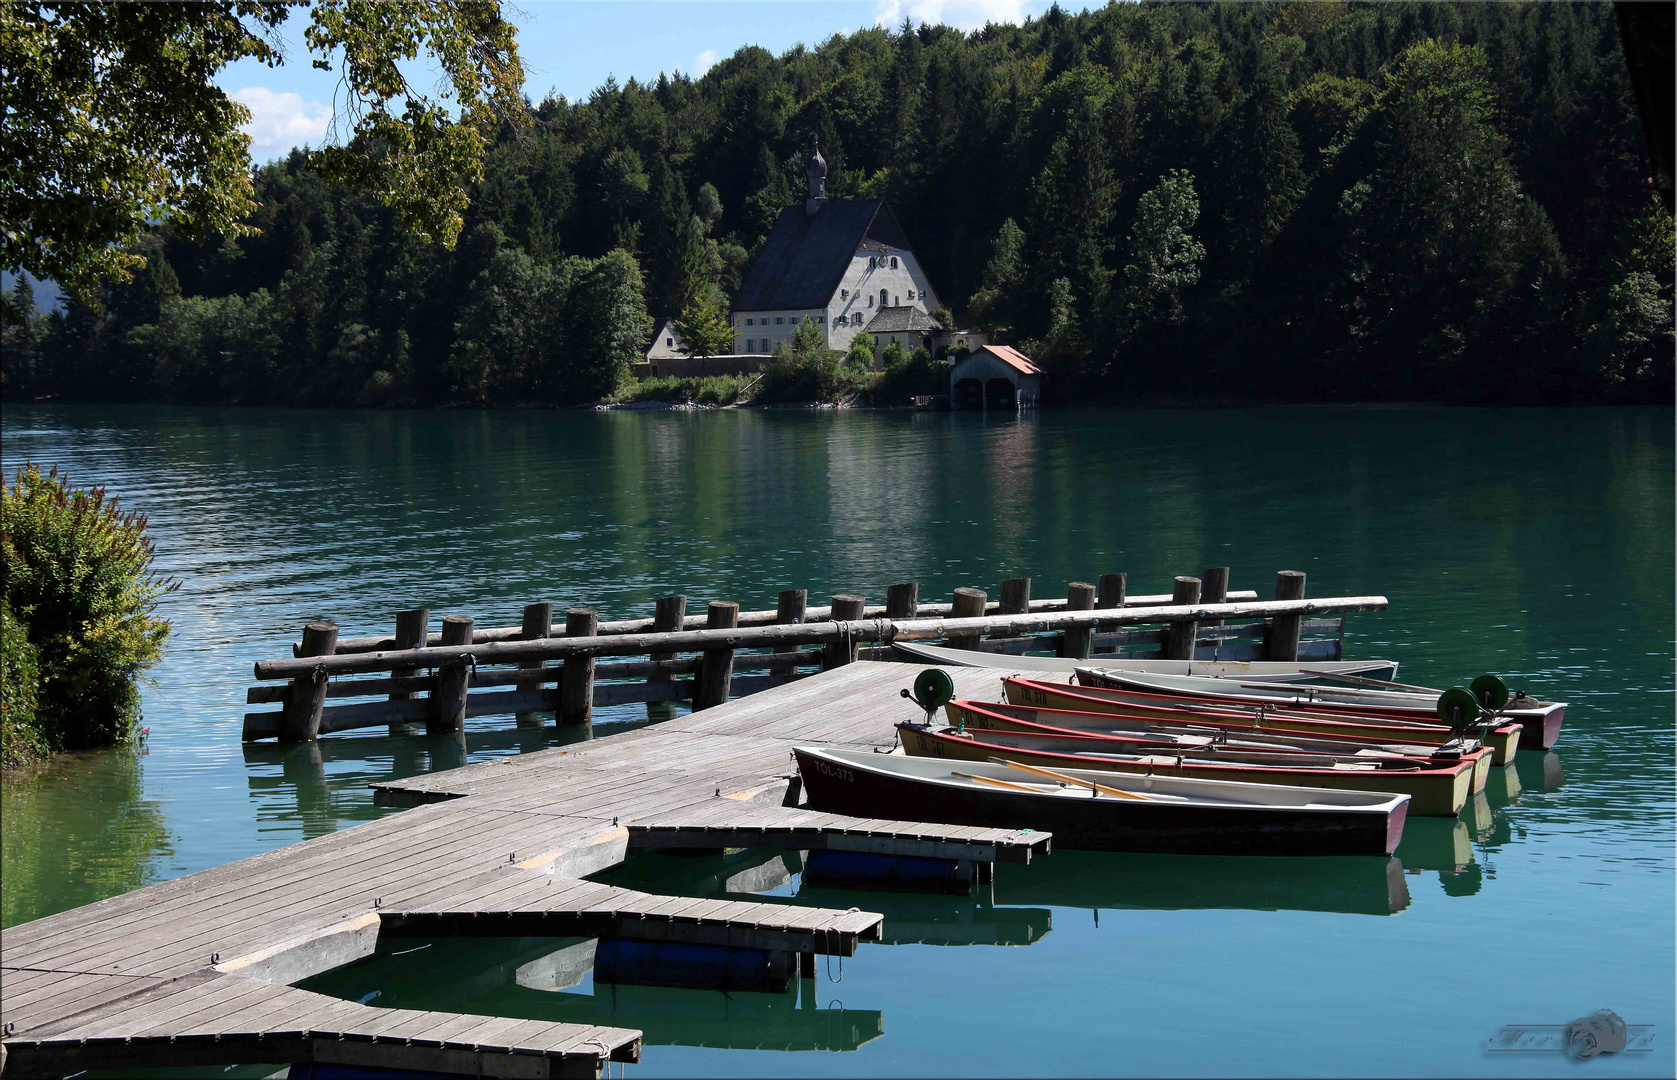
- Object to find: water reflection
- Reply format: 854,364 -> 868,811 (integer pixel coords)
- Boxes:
300,935 -> 885,1051
1,750 -> 173,927
238,721 -> 623,832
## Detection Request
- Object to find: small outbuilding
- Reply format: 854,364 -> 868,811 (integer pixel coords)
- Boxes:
863,305 -> 944,366
949,345 -> 1043,410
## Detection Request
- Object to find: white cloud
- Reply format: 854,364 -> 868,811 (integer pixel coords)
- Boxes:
231,86 -> 332,158
691,49 -> 718,78
874,0 -> 1036,32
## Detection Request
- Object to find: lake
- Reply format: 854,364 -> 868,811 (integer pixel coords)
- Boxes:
2,403 -> 1672,1076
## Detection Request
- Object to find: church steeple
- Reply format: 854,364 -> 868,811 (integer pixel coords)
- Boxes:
805,142 -> 828,214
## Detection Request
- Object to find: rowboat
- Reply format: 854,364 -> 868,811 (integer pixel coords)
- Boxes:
948,697 -> 1445,754
793,745 -> 1409,856
996,679 -> 1500,787
892,642 -> 1400,682
1075,668 -> 1561,751
898,720 -> 1475,816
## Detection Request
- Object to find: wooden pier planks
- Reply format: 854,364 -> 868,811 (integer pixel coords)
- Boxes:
3,662 -> 1050,1076
2,971 -> 641,1077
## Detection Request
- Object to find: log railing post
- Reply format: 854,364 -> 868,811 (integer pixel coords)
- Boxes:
388,608 -> 429,734
428,615 -> 474,736
1059,582 -> 1095,659
824,595 -> 866,669
1266,571 -> 1307,661
647,595 -> 686,718
1162,576 -> 1201,660
771,589 -> 807,678
560,609 -> 598,731
886,582 -> 919,619
694,602 -> 739,710
1200,566 -> 1230,657
994,577 -> 1030,638
949,587 -> 987,650
282,622 -> 338,743
516,602 -> 553,728
1095,572 -> 1126,651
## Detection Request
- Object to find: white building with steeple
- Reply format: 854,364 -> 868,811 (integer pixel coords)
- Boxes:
730,146 -> 945,358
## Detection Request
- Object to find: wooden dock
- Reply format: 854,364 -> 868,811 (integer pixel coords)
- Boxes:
2,662 -> 1052,1078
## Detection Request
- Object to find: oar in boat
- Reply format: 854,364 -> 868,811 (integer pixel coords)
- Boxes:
950,771 -> 1054,794
992,758 -> 1155,800
1298,669 -> 1445,693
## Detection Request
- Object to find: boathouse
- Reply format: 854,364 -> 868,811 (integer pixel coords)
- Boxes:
950,345 -> 1043,409
731,146 -> 943,356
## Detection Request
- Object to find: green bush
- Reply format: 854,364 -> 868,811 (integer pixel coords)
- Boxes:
755,320 -> 876,403
1,604 -> 46,772
605,373 -> 754,406
872,345 -> 950,406
1,465 -> 175,761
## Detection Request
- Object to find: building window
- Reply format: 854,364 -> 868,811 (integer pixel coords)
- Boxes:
746,317 -> 754,326
890,256 -> 899,269
879,288 -> 888,307
894,295 -> 900,305
817,315 -> 824,324
867,296 -> 873,308
841,289 -> 848,299
665,338 -> 673,347
775,316 -> 784,325
868,257 -> 876,269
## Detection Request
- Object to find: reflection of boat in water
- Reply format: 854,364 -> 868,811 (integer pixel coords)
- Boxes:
1512,751 -> 1564,793
1395,818 -> 1473,872
300,935 -> 884,1052
594,849 -> 1053,947
988,849 -> 1411,916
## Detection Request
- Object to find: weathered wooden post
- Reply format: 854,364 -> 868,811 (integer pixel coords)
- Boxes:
1200,566 -> 1230,655
388,607 -> 429,734
516,602 -> 553,728
1266,570 -> 1307,661
647,595 -> 686,718
560,609 -> 598,730
771,589 -> 807,678
1162,576 -> 1201,660
994,577 -> 1030,639
1059,582 -> 1096,659
1095,572 -> 1126,652
824,595 -> 866,669
886,582 -> 919,619
428,615 -> 474,737
694,601 -> 739,710
949,587 -> 987,650
282,621 -> 338,743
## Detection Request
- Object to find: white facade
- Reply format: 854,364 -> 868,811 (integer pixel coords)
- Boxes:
730,308 -> 825,354
732,247 -> 941,354
824,248 -> 942,351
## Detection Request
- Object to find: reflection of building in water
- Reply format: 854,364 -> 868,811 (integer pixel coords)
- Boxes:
979,416 -> 1041,560
821,418 -> 940,575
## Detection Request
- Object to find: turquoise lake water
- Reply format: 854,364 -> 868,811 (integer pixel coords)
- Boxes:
2,404 -> 1672,1076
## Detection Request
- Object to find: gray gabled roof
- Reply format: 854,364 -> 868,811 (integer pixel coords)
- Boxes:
732,199 -> 912,312
864,306 -> 943,334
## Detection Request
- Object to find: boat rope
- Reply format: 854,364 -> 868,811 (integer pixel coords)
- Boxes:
873,616 -> 894,643
826,952 -> 844,982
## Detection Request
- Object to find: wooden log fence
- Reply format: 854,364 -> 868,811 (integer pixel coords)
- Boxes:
244,571 -> 1382,743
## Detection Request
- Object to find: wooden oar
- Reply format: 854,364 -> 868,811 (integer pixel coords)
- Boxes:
993,758 -> 1155,801
1298,669 -> 1441,694
951,770 -> 1052,794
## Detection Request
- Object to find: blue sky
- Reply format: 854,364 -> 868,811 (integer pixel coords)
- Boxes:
218,0 -> 1078,159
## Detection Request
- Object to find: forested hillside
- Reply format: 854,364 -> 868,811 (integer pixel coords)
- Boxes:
4,1 -> 1670,406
